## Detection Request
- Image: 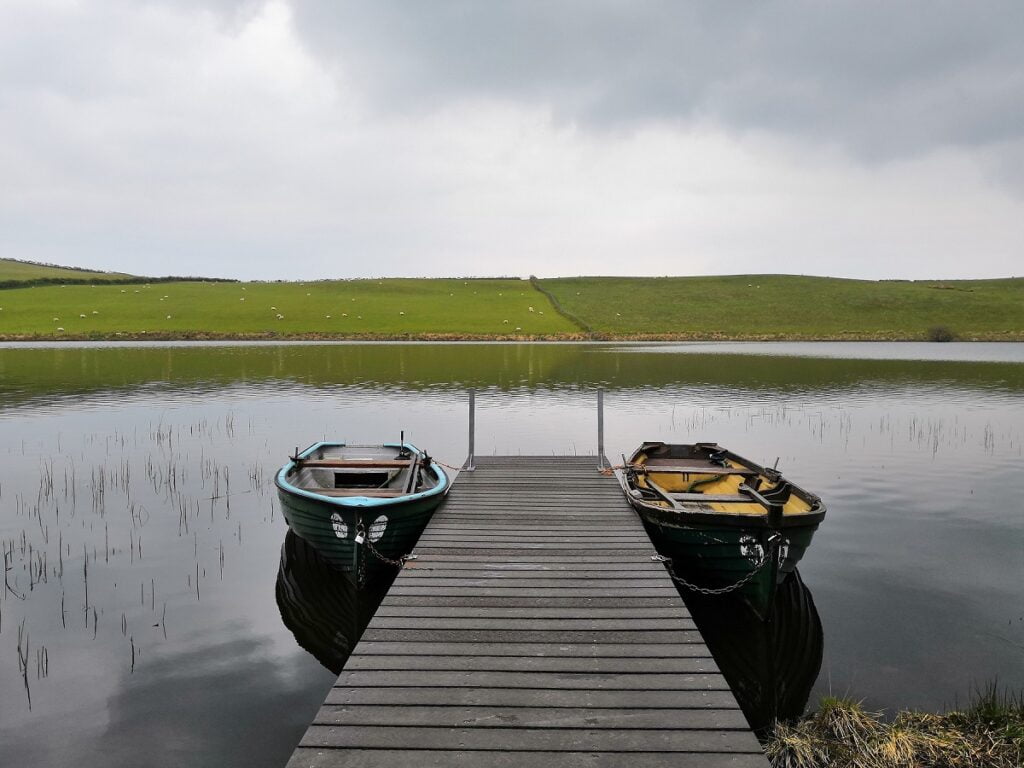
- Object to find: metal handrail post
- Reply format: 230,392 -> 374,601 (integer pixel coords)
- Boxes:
465,388 -> 476,471
597,388 -> 605,470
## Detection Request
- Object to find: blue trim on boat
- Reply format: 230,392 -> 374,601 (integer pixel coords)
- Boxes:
275,441 -> 450,508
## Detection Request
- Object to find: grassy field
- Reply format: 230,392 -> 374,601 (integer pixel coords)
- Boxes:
0,257 -> 132,282
538,275 -> 1024,340
0,267 -> 1020,340
0,278 -> 576,338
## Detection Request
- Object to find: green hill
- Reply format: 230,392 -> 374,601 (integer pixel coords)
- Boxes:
537,275 -> 1024,340
0,258 -> 133,283
0,270 -> 1020,340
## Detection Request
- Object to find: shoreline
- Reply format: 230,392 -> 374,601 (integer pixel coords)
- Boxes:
1,331 -> 1022,342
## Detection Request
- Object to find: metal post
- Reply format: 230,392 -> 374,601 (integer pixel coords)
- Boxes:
465,388 -> 476,471
597,388 -> 605,470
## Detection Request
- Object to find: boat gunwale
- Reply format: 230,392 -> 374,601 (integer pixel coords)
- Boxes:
275,441 -> 450,509
623,441 -> 826,528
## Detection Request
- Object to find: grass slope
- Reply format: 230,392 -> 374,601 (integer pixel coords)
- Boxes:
539,275 -> 1024,340
0,258 -> 132,282
0,278 -> 576,338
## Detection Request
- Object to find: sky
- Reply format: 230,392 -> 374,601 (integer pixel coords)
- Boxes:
1,1 -> 1022,281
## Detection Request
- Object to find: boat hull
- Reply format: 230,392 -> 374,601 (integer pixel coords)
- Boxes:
277,487 -> 443,584
633,501 -> 820,619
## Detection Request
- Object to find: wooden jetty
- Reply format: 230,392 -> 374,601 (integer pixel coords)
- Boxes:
286,455 -> 767,767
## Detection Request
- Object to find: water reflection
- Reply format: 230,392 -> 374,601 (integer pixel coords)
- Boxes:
275,531 -> 391,674
686,570 -> 824,735
1,342 -> 1021,767
2,343 -> 1023,416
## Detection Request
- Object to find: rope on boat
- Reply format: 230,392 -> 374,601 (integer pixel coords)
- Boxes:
653,533 -> 781,597
433,459 -> 465,472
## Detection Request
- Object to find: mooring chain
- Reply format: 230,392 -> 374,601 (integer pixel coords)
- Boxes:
355,518 -> 416,569
652,534 -> 781,596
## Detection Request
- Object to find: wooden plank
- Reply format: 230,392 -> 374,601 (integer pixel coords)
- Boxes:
288,749 -> 768,768
380,589 -> 675,602
411,542 -> 654,550
639,465 -> 757,477
334,670 -> 729,690
313,705 -> 747,729
372,605 -> 685,618
300,725 -> 761,752
350,642 -> 710,657
372,598 -> 684,610
297,459 -> 411,468
396,572 -> 665,582
380,577 -> 669,588
405,553 -> 657,562
359,629 -> 703,644
415,532 -> 652,540
365,617 -> 696,631
401,563 -> 668,574
324,687 -> 741,708
304,488 -> 406,498
343,655 -> 718,674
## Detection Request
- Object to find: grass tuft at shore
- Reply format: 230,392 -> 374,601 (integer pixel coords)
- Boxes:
765,686 -> 1024,768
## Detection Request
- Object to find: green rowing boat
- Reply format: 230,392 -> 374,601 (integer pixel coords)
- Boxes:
275,441 -> 450,586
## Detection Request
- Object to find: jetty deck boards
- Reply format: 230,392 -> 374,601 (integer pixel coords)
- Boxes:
286,456 -> 766,767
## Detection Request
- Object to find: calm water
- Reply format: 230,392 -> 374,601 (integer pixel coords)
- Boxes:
0,342 -> 1021,765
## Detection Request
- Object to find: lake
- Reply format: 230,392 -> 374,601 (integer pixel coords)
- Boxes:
1,341 -> 1021,766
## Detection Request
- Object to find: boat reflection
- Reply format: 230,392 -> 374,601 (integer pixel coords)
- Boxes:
684,569 -> 823,735
275,530 -> 393,674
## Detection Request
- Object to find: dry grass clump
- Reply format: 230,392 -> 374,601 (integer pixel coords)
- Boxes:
764,687 -> 1024,768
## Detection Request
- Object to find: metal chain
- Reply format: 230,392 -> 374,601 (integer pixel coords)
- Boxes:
364,535 -> 413,568
356,518 -> 415,569
653,535 -> 780,596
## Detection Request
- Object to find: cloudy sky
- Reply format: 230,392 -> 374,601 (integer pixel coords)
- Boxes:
2,1 -> 1022,280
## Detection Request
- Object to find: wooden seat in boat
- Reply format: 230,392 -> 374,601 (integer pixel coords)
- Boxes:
667,492 -> 759,503
297,459 -> 412,469
636,464 -> 757,477
299,488 -> 407,498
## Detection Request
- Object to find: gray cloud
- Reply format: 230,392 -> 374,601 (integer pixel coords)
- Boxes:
289,1 -> 1024,159
0,1 -> 1021,280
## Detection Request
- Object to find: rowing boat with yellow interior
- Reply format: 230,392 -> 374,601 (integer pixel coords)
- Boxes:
621,441 -> 825,619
